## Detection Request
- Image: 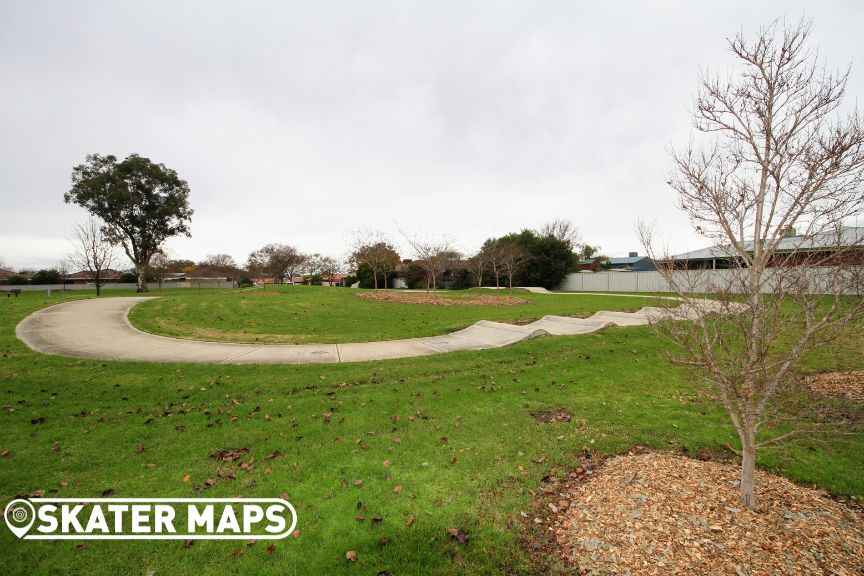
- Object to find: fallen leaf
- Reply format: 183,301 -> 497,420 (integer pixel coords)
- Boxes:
406,515 -> 415,526
135,445 -> 145,453
184,539 -> 194,548
267,543 -> 276,555
0,449 -> 9,457
393,484 -> 403,494
446,528 -> 470,545
291,530 -> 300,538
145,463 -> 156,469
233,548 -> 244,557
182,475 -> 191,483
382,460 -> 392,467
345,550 -> 358,562
210,447 -> 250,462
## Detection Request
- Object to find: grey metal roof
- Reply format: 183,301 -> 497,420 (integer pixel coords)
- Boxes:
673,227 -> 864,261
609,256 -> 649,265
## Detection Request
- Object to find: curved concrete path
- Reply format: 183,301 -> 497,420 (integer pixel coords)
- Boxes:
15,295 -> 722,365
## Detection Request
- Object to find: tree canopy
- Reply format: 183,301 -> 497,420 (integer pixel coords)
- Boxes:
65,154 -> 193,292
487,230 -> 576,289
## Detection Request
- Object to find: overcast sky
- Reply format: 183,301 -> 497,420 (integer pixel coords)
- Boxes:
1,1 -> 862,270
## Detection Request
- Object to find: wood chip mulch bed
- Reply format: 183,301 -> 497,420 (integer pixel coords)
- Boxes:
355,292 -> 529,306
805,371 -> 864,403
536,452 -> 863,575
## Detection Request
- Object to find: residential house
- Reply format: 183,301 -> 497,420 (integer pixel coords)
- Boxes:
669,227 -> 864,270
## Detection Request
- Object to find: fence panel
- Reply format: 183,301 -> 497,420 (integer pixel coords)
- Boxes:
558,267 -> 860,295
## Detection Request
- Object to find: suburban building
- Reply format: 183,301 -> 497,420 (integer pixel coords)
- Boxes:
65,269 -> 122,284
0,268 -> 17,282
579,252 -> 656,272
668,227 -> 864,269
608,252 -> 657,272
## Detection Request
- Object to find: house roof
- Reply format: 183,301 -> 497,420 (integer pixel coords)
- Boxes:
673,227 -> 864,261
67,269 -> 122,280
609,256 -> 649,265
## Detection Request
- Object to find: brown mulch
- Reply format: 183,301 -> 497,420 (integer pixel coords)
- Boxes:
543,453 -> 863,575
355,291 -> 529,306
806,371 -> 864,402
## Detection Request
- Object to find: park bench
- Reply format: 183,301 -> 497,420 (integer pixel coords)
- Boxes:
1,289 -> 22,297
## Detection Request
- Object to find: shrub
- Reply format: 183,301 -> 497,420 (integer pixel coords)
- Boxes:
31,269 -> 61,285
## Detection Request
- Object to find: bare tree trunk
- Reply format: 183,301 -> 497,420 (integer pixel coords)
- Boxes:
95,272 -> 102,296
740,428 -> 757,508
136,265 -> 148,292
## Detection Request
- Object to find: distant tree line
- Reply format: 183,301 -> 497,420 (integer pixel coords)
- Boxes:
6,218 -> 608,292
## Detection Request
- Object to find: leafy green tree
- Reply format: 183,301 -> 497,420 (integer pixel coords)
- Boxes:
490,230 -> 576,289
65,154 -> 193,292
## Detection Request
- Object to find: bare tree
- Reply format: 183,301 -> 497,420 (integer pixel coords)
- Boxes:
539,219 -> 582,249
402,234 -> 456,292
349,231 -> 400,290
149,251 -> 171,292
499,242 -> 527,293
467,247 -> 490,288
246,244 -> 305,284
55,259 -> 70,294
482,239 -> 506,290
318,256 -> 340,285
68,218 -> 118,296
640,19 -> 864,509
303,253 -> 323,284
199,253 -> 239,278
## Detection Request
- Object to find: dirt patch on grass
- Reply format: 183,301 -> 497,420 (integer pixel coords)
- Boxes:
531,405 -> 573,424
356,291 -> 529,306
537,452 -> 863,574
806,371 -> 864,402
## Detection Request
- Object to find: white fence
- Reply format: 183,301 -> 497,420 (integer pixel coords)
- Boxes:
558,267 -> 862,295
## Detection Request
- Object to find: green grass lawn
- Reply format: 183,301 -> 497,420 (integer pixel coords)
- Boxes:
127,285 -> 669,344
0,290 -> 862,576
